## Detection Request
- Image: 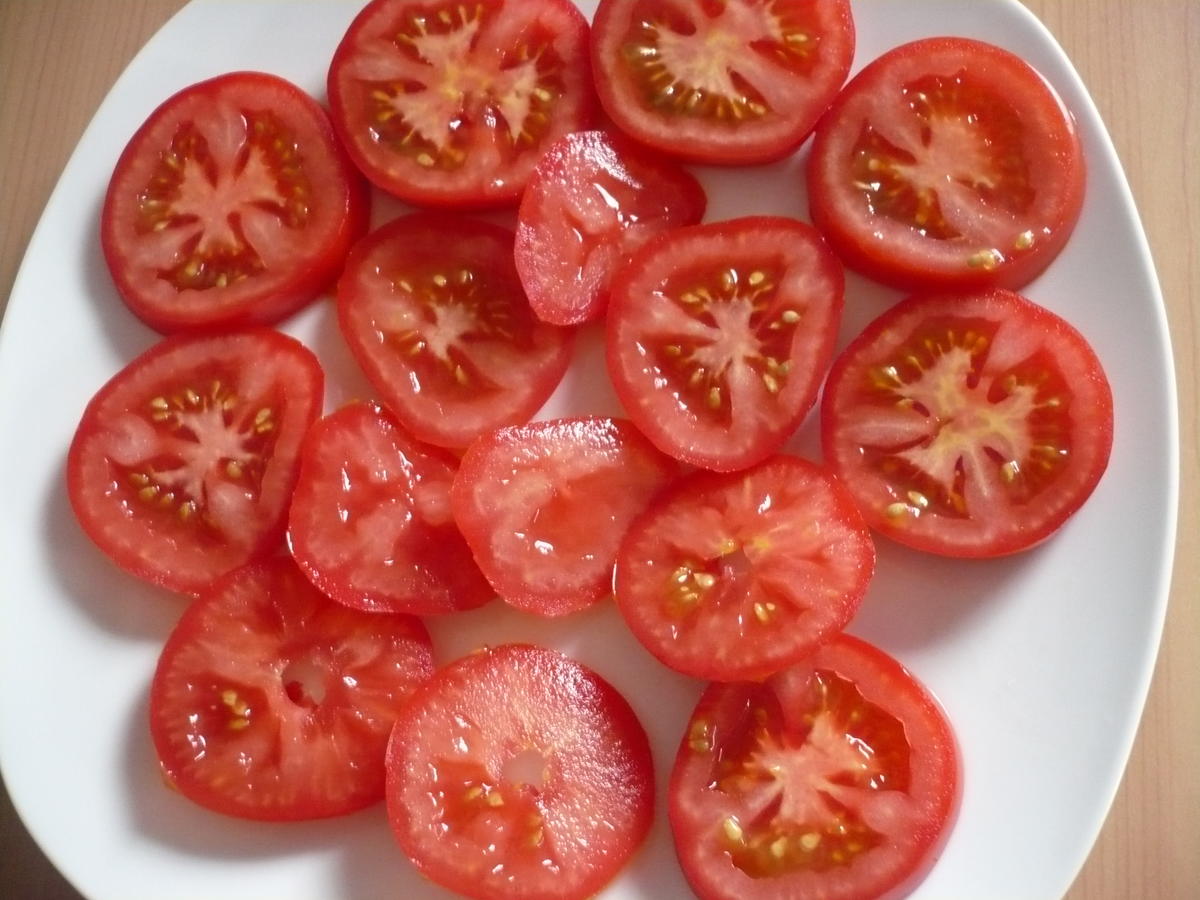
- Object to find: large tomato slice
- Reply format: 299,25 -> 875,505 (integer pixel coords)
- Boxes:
101,71 -> 369,333
150,558 -> 434,821
807,37 -> 1086,292
385,644 -> 654,900
669,634 -> 959,900
67,329 -> 323,595
821,289 -> 1113,557
327,0 -> 594,208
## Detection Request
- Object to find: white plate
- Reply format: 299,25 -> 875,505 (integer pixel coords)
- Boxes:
0,1 -> 1177,898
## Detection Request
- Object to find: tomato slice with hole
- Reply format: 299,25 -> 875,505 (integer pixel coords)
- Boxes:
337,213 -> 573,449
606,216 -> 844,472
669,633 -> 959,900
514,130 -> 708,325
451,416 -> 678,616
385,643 -> 654,900
327,0 -> 594,208
67,329 -> 323,595
101,71 -> 369,333
614,455 -> 874,681
807,37 -> 1085,292
820,288 -> 1113,557
590,0 -> 855,165
287,401 -> 493,615
150,557 -> 434,821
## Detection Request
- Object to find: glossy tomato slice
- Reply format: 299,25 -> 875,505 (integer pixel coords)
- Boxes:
514,130 -> 707,325
101,71 -> 368,333
337,213 -> 572,449
150,557 -> 434,821
451,416 -> 678,616
670,634 -> 959,900
607,216 -> 844,471
807,37 -> 1085,292
287,401 -> 493,615
327,0 -> 594,208
614,456 -> 874,681
820,288 -> 1113,557
67,329 -> 323,595
385,644 -> 654,900
591,0 -> 854,165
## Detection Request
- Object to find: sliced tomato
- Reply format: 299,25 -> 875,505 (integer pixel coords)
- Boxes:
67,329 -> 323,595
606,216 -> 844,471
514,130 -> 707,325
451,416 -> 678,616
337,213 -> 573,449
669,634 -> 959,900
385,644 -> 654,900
820,288 -> 1113,557
327,0 -> 594,208
807,37 -> 1085,292
150,558 -> 434,821
614,455 -> 874,681
590,0 -> 854,165
101,71 -> 369,333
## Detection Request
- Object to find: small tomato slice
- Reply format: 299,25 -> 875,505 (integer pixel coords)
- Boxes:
820,288 -> 1113,557
385,644 -> 654,900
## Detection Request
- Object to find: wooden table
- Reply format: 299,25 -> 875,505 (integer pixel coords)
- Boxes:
1,2 -> 1195,897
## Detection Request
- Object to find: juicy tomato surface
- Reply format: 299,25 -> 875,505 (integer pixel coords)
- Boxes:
614,455 -> 875,681
670,634 -> 959,900
606,216 -> 844,471
451,416 -> 678,616
590,0 -> 855,164
67,329 -> 323,595
287,401 -> 494,616
385,644 -> 654,900
807,37 -> 1085,292
327,0 -> 594,208
150,557 -> 434,821
337,212 -> 573,449
821,288 -> 1113,557
101,71 -> 368,333
514,129 -> 707,325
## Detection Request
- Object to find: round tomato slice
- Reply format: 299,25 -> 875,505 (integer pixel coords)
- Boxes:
807,37 -> 1085,292
327,0 -> 594,208
385,644 -> 654,900
67,329 -> 323,595
287,401 -> 493,616
150,557 -> 434,821
669,634 -> 959,900
337,213 -> 573,449
606,216 -> 844,471
820,288 -> 1113,557
451,416 -> 678,616
101,71 -> 369,333
514,130 -> 707,325
614,455 -> 875,681
590,0 -> 855,165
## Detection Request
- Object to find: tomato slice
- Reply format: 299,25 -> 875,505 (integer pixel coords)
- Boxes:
821,288 -> 1113,557
669,634 -> 959,900
606,216 -> 844,471
590,0 -> 855,164
451,416 -> 678,616
385,644 -> 654,900
150,558 -> 434,821
614,456 -> 875,681
101,71 -> 369,333
807,37 -> 1085,292
514,130 -> 707,325
337,213 -> 573,449
67,329 -> 323,595
327,0 -> 594,208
